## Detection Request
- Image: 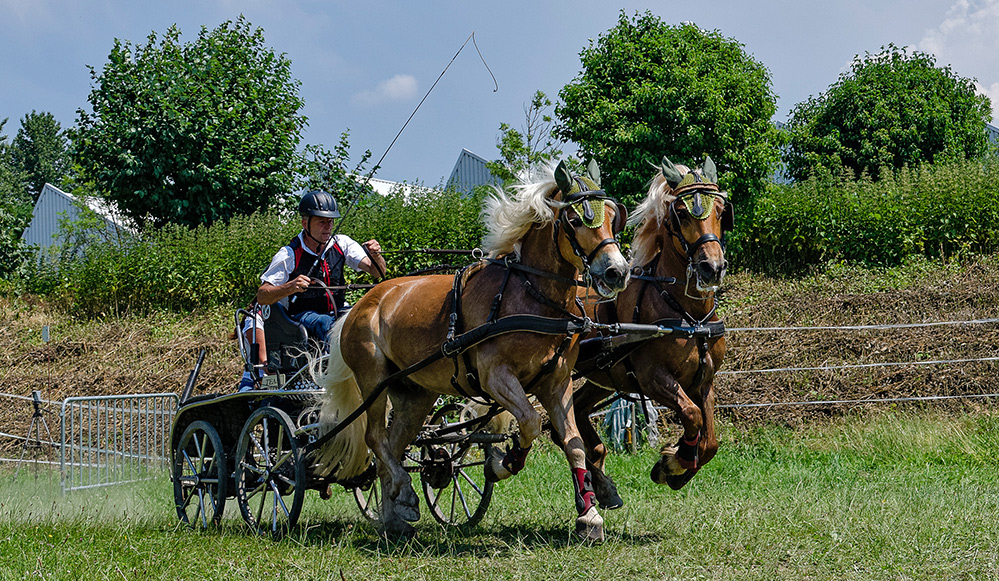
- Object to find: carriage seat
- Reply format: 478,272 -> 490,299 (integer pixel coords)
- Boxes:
263,303 -> 309,374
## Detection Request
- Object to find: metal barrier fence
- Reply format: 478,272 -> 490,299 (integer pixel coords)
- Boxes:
59,393 -> 179,494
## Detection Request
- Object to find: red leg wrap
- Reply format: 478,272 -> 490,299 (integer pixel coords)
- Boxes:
502,442 -> 531,476
677,432 -> 701,470
572,468 -> 596,515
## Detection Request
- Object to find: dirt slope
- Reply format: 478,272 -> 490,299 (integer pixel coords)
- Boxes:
2,255 -> 997,441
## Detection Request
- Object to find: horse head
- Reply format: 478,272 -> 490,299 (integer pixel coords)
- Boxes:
551,160 -> 630,298
642,155 -> 732,293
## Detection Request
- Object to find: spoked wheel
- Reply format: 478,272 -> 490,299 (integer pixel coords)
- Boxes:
420,403 -> 494,527
173,420 -> 227,528
234,406 -> 306,537
352,462 -> 382,523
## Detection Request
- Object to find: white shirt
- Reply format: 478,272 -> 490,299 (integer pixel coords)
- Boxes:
260,232 -> 368,310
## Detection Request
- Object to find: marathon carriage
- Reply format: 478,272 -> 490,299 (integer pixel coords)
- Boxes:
170,301 -> 512,536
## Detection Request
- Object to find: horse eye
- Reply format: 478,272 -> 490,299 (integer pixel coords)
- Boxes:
567,213 -> 583,227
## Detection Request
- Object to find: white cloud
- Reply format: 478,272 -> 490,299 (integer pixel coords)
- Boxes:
919,0 -> 999,122
350,74 -> 418,107
975,81 -> 999,121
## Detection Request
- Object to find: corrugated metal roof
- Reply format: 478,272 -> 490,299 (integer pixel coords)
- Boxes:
21,184 -> 132,250
447,149 -> 501,193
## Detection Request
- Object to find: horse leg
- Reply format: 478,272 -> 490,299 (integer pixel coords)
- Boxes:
480,366 -> 543,483
381,387 -> 438,525
536,376 -> 604,542
692,379 -> 719,466
357,375 -> 434,538
641,370 -> 706,491
572,381 -> 624,509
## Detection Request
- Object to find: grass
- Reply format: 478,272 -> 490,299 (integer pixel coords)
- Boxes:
2,409 -> 998,580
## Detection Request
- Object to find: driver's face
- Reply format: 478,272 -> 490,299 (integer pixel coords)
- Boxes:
304,216 -> 334,244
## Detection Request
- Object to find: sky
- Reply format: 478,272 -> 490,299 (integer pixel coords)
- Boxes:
2,0 -> 998,186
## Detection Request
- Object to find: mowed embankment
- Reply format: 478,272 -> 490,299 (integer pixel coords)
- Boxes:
1,254 -> 997,441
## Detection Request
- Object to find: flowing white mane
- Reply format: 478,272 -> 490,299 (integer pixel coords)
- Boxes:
480,164 -> 559,258
629,164 -> 691,268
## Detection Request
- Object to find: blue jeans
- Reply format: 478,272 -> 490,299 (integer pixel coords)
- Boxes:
290,311 -> 336,344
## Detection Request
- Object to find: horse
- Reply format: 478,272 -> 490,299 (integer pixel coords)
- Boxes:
312,160 -> 630,540
572,156 -> 731,508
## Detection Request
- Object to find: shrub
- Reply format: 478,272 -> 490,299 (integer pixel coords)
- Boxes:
20,184 -> 488,317
735,158 -> 999,273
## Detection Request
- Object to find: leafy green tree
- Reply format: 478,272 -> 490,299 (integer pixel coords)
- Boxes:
11,111 -> 70,202
0,118 -> 32,277
296,130 -> 377,218
784,44 -> 993,182
556,11 -> 780,207
74,17 -> 307,229
487,91 -> 564,184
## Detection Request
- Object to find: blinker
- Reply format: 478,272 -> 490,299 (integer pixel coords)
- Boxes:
679,191 -> 720,221
570,198 -> 604,229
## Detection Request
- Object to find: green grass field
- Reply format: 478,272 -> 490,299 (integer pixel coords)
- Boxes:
2,409 -> 998,580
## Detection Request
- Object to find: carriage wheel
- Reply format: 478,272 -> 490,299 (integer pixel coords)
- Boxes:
234,406 -> 306,537
352,463 -> 382,523
420,403 -> 494,527
173,420 -> 227,528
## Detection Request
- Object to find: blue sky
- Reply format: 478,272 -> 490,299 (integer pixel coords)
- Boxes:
2,0 -> 998,185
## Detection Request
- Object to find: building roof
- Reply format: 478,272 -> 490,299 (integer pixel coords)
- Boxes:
21,183 -> 132,250
447,149 -> 501,193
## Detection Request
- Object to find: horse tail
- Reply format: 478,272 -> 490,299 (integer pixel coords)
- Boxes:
310,315 -> 372,478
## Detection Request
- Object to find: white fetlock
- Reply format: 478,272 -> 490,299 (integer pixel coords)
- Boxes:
484,446 -> 512,482
661,446 -> 686,475
574,505 -> 604,543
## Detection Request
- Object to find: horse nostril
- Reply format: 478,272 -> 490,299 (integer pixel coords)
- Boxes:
605,266 -> 624,284
697,261 -> 719,281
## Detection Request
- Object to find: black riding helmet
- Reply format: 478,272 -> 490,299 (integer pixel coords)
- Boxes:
299,190 -> 341,218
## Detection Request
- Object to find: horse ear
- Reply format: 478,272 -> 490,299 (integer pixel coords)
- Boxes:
586,159 -> 601,188
702,156 -> 718,183
660,156 -> 683,189
554,160 -> 573,194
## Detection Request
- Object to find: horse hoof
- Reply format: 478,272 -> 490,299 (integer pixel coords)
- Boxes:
663,467 -> 699,491
593,475 -> 624,510
484,446 -> 512,483
574,506 -> 604,543
378,520 -> 417,540
597,491 -> 624,510
396,485 -> 421,522
650,449 -> 686,485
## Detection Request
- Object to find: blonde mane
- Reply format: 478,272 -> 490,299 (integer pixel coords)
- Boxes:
628,164 -> 691,267
480,164 -> 559,258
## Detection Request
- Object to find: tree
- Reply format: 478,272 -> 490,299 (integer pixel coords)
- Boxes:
556,11 -> 780,207
0,118 -> 32,277
11,111 -> 71,202
74,17 -> 307,228
784,44 -> 993,182
487,91 -> 564,184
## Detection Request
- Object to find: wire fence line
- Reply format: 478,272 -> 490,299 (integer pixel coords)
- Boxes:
725,317 -> 999,334
716,392 -> 999,410
718,356 -> 999,376
0,316 -> 995,473
713,314 -> 999,408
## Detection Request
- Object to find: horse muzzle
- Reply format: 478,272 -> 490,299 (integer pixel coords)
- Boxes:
589,253 -> 630,298
691,256 -> 727,292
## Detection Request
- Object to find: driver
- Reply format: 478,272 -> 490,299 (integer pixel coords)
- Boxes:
238,190 -> 386,390
258,189 -> 387,338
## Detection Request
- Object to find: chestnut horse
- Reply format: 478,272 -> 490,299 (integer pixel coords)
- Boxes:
313,161 -> 629,540
573,156 -> 731,507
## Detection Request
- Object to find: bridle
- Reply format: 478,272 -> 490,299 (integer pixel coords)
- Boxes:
666,183 -> 732,264
551,178 -> 628,270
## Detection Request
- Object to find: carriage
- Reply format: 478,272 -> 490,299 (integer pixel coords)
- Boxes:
169,308 -> 514,535
170,157 -> 730,541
